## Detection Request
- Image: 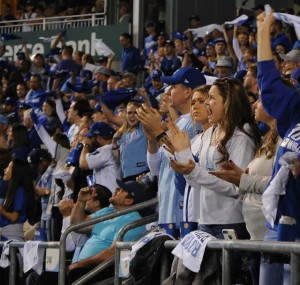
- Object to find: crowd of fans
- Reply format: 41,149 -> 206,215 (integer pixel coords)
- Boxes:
0,2 -> 299,285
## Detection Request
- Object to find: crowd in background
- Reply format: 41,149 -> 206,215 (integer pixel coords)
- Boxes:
0,2 -> 299,285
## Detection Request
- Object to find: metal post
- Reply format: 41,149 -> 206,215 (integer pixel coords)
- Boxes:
222,248 -> 234,285
291,253 -> 300,285
160,248 -> 170,283
9,246 -> 17,285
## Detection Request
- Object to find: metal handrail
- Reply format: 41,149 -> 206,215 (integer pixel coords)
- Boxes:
72,214 -> 158,285
114,214 -> 159,285
116,239 -> 300,285
58,198 -> 158,285
0,13 -> 106,34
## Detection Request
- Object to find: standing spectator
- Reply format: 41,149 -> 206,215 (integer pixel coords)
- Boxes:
79,122 -> 121,193
25,74 -> 48,109
0,3 -> 17,25
143,20 -> 158,68
160,40 -> 182,76
112,102 -> 149,181
20,0 -> 38,32
136,67 -> 205,234
120,33 -> 140,75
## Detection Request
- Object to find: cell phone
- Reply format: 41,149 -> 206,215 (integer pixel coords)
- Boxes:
222,229 -> 238,240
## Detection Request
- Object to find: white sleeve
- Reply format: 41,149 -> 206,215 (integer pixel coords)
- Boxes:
55,98 -> 66,123
239,173 -> 271,194
147,150 -> 162,176
34,124 -> 57,157
232,38 -> 243,62
177,133 -> 256,198
86,147 -> 113,169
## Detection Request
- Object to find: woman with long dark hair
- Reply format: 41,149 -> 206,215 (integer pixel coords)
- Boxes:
0,158 -> 35,241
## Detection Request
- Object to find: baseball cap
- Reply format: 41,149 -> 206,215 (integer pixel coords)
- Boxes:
3,97 -> 15,105
94,66 -> 111,76
28,149 -> 52,168
215,56 -> 232,68
189,14 -> 200,21
80,69 -> 93,80
279,49 -> 300,63
163,40 -> 175,48
25,0 -> 35,6
94,103 -> 102,112
116,179 -> 146,205
146,20 -> 156,28
161,66 -> 206,89
150,69 -> 162,80
18,103 -> 31,110
214,37 -> 226,44
84,122 -> 115,138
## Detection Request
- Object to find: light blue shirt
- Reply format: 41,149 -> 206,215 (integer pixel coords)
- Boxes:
78,207 -> 146,261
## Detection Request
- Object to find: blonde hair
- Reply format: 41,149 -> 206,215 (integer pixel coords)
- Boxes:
118,102 -> 141,136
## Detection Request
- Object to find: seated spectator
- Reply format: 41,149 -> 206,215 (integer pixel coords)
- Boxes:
28,180 -> 146,285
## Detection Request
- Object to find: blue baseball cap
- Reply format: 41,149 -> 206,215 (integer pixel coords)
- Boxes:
84,122 -> 115,138
214,37 -> 226,44
116,179 -> 146,204
161,66 -> 206,89
94,103 -> 102,112
150,69 -> 162,80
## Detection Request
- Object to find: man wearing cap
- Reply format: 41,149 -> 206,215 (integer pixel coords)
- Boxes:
160,40 -> 182,76
79,122 -> 121,193
51,45 -> 81,91
214,37 -> 228,60
203,41 -> 217,73
25,74 -> 49,109
215,56 -> 233,79
143,21 -> 158,68
119,33 -> 140,75
92,103 -> 107,123
28,148 -> 53,239
147,69 -> 167,100
188,15 -> 201,29
279,49 -> 300,77
137,66 -> 206,234
65,180 -> 146,284
93,66 -> 111,94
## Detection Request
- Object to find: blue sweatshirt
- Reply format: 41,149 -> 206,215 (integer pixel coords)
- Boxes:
258,60 -> 300,239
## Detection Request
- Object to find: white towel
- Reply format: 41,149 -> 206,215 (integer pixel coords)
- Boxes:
123,232 -> 174,262
224,14 -> 248,25
172,231 -> 216,273
0,240 -> 12,268
262,165 -> 289,228
21,241 -> 45,274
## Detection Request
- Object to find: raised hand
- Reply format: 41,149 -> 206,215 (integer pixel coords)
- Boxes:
167,121 -> 191,152
136,103 -> 164,137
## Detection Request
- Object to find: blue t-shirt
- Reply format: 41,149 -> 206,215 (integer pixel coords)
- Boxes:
78,207 -> 146,260
118,123 -> 149,178
0,186 -> 27,227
